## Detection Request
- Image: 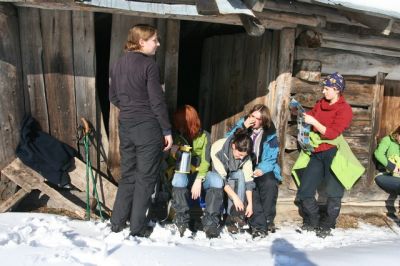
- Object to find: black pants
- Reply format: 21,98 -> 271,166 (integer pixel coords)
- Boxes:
297,148 -> 344,229
249,172 -> 279,231
375,174 -> 400,195
111,119 -> 163,235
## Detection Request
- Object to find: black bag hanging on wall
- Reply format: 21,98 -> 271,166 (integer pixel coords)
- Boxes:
16,116 -> 77,187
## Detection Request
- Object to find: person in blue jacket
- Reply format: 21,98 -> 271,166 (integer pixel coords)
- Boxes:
226,104 -> 282,238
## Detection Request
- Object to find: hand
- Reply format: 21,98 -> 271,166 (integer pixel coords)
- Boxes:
191,179 -> 202,200
163,135 -> 173,151
253,169 -> 263,177
244,117 -> 256,129
303,114 -> 318,126
232,197 -> 244,212
245,204 -> 253,218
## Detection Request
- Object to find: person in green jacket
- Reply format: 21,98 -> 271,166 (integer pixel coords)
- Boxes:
169,105 -> 214,237
374,126 -> 400,201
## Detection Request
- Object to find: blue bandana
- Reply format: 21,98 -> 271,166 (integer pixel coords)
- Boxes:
321,72 -> 345,92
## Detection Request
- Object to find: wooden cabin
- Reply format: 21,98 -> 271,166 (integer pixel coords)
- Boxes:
1,0 -> 400,214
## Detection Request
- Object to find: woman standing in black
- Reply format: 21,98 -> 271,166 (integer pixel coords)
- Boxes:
109,24 -> 172,237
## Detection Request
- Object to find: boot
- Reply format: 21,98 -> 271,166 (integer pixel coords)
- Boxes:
171,187 -> 190,236
202,188 -> 223,238
130,225 -> 154,238
320,197 -> 341,229
225,215 -> 239,234
301,198 -> 320,231
251,228 -> 268,239
316,227 -> 332,238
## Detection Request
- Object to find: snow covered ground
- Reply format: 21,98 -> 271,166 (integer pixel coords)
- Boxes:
0,212 -> 399,266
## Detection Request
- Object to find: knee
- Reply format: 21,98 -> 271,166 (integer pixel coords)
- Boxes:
172,173 -> 188,188
205,172 -> 224,188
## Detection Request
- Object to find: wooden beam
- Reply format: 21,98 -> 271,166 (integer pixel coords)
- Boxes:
1,159 -> 88,219
239,14 -> 265,37
195,0 -> 219,15
0,188 -> 30,213
243,0 -> 266,12
274,28 -> 295,170
321,40 -> 400,58
295,47 -> 400,80
257,9 -> 325,28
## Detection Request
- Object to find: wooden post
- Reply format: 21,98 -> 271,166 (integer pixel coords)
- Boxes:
164,19 -> 180,113
0,4 -> 25,172
366,72 -> 386,185
274,28 -> 295,170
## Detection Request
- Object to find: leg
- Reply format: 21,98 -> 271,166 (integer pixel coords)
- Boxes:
226,170 -> 246,215
297,153 -> 325,229
171,172 -> 190,235
251,172 -> 279,231
375,174 -> 400,195
110,121 -> 137,231
202,171 -> 224,238
129,121 -> 163,236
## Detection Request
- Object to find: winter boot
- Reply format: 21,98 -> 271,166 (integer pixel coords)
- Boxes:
171,187 -> 190,237
320,197 -> 341,230
316,227 -> 332,238
225,215 -> 239,234
267,222 -> 276,233
110,223 -> 126,233
202,188 -> 223,238
130,225 -> 154,238
301,198 -> 320,231
251,228 -> 268,239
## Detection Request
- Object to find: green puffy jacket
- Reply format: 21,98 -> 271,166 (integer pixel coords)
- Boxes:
292,133 -> 365,190
374,135 -> 400,173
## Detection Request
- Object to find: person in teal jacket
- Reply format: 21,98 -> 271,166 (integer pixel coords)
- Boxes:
168,105 -> 216,237
374,126 -> 400,201
226,104 -> 281,238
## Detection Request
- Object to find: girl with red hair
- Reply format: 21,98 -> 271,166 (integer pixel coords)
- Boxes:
170,105 -> 222,237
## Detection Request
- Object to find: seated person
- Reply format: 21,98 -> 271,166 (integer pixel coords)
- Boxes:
206,128 -> 255,237
169,105 -> 212,236
374,125 -> 400,208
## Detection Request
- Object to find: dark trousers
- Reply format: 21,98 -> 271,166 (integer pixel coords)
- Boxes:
249,172 -> 279,231
297,148 -> 344,229
375,174 -> 400,195
111,119 -> 163,235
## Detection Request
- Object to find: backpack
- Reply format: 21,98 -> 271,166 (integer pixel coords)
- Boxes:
16,116 -> 77,187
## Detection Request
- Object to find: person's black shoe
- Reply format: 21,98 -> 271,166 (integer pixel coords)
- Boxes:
301,223 -> 318,232
252,229 -> 268,239
316,227 -> 332,238
268,222 -> 276,233
176,223 -> 188,237
110,223 -> 125,233
130,225 -> 154,238
204,225 -> 219,238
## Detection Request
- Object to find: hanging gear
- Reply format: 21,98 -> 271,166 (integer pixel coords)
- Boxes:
78,118 -> 104,221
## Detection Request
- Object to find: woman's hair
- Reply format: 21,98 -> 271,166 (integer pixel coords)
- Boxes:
390,125 -> 400,140
232,128 -> 253,155
247,104 -> 272,128
124,24 -> 157,52
173,105 -> 201,141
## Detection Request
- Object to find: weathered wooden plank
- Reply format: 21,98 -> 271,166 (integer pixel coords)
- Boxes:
108,15 -> 156,181
239,14 -> 265,37
321,40 -> 400,58
164,19 -> 180,113
275,28 -> 295,170
257,9 -> 325,28
40,9 -> 77,148
155,19 -> 166,84
0,3 -> 25,171
69,158 -> 117,211
293,60 -> 321,82
0,188 -> 30,212
366,74 -> 385,185
198,37 -> 213,131
1,158 -> 87,219
72,11 -> 98,167
18,7 -> 49,133
295,47 -> 400,80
